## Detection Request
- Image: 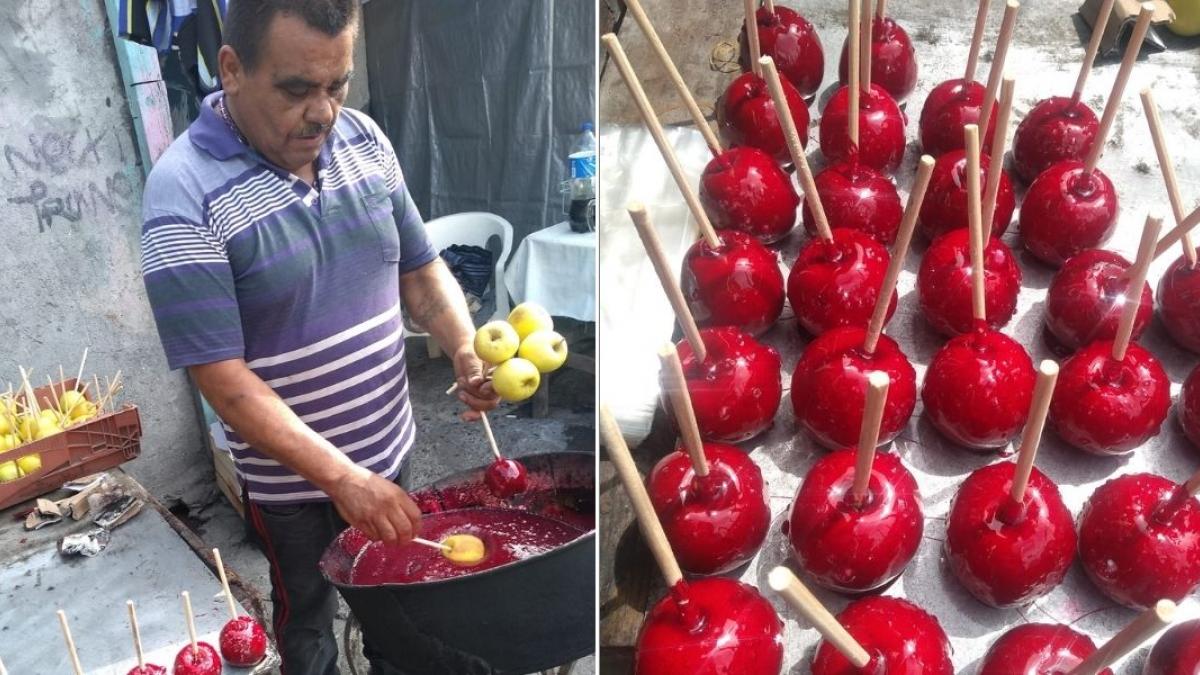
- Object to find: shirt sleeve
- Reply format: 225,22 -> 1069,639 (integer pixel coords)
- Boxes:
371,121 -> 437,275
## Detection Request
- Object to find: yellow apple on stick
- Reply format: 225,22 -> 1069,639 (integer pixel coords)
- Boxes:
507,303 -> 553,340
473,321 -> 520,365
519,330 -> 569,373
491,358 -> 541,402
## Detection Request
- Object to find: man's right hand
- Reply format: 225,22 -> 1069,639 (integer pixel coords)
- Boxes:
325,465 -> 422,544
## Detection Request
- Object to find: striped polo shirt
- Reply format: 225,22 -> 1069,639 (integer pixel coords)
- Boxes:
140,92 -> 435,503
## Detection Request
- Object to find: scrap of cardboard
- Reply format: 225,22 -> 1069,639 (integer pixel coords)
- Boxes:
1079,0 -> 1174,56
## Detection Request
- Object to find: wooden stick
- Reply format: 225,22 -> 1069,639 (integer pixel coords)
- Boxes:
864,155 -> 934,354
18,367 -> 39,416
965,124 -> 987,322
977,0 -> 1019,143
412,537 -> 454,553
744,0 -> 763,76
765,0 -> 776,13
859,0 -> 872,94
658,344 -> 708,476
625,0 -> 723,156
57,610 -> 84,675
600,405 -> 684,586
1184,466 -> 1200,498
628,203 -> 708,362
1156,204 -> 1200,261
602,34 -> 721,249
1073,0 -> 1117,103
93,375 -> 103,414
1082,3 -> 1154,175
848,0 -> 861,147
58,364 -> 66,397
876,0 -> 888,19
181,591 -> 199,654
850,372 -> 890,505
982,77 -> 1015,242
127,600 -> 147,668
479,412 -> 503,461
964,0 -> 991,82
73,347 -> 88,393
1112,213 -> 1162,362
768,567 -> 871,668
1141,88 -> 1197,267
212,548 -> 239,620
0,654 -> 7,675
1068,600 -> 1176,675
1010,360 -> 1059,504
760,56 -> 831,241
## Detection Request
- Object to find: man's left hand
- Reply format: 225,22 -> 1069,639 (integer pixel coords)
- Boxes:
452,344 -> 500,421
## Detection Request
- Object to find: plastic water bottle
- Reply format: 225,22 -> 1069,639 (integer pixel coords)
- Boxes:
568,122 -> 596,232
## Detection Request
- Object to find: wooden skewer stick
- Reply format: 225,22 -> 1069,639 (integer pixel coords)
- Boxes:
765,0 -> 776,14
847,0 -> 861,148
658,344 -> 708,476
628,204 -> 709,362
850,372 -> 890,505
864,155 -> 935,355
601,34 -> 722,249
1141,88 -> 1197,267
760,56 -> 831,241
18,367 -> 39,417
1111,213 -> 1162,362
744,0 -> 763,76
73,347 -> 89,393
981,77 -> 1015,242
600,405 -> 684,587
1072,0 -> 1117,104
965,124 -> 987,322
1068,600 -> 1176,675
625,0 -> 723,156
0,654 -> 7,675
127,600 -> 148,668
1009,360 -> 1059,504
48,376 -> 61,415
181,591 -> 200,655
964,0 -> 991,83
212,548 -> 239,620
876,0 -> 888,19
1184,466 -> 1200,499
859,0 -> 872,94
479,412 -> 503,461
93,375 -> 103,414
977,0 -> 1019,143
445,366 -> 497,396
57,610 -> 84,675
768,567 -> 872,668
412,537 -> 454,553
1082,3 -> 1154,176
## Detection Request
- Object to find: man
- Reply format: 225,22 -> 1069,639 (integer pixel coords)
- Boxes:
139,1 -> 498,672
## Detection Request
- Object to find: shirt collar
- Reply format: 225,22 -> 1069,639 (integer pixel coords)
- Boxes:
188,91 -> 338,174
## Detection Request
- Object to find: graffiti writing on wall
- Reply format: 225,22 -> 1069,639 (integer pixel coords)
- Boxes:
2,124 -> 139,233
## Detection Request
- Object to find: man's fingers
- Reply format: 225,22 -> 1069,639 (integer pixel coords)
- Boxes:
386,509 -> 415,545
397,490 -> 423,524
458,390 -> 500,411
373,518 -> 399,545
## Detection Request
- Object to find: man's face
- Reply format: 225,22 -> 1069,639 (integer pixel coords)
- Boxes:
219,13 -> 355,173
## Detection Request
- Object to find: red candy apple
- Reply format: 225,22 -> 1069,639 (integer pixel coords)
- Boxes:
917,228 -> 1021,336
1020,161 -> 1119,267
819,83 -> 906,174
675,327 -> 782,443
681,229 -> 785,337
699,146 -> 799,244
648,442 -> 770,575
485,457 -> 528,498
918,80 -> 995,157
918,149 -> 1015,240
802,161 -> 904,245
978,624 -> 1107,675
127,667 -> 167,675
1158,250 -> 1200,353
636,578 -> 784,675
787,228 -> 895,336
219,616 -> 268,667
1044,249 -> 1153,354
718,71 -> 809,163
1012,97 -> 1099,183
837,15 -> 918,102
173,644 -> 221,675
1143,618 -> 1200,675
1079,473 -> 1200,609
739,5 -> 824,98
811,596 -> 953,674
1182,364 -> 1200,450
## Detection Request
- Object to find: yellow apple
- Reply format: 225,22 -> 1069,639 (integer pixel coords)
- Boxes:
491,358 -> 541,402
16,454 -> 40,476
0,412 -> 11,437
507,303 -> 554,340
60,390 -> 87,415
0,434 -> 19,453
1167,0 -> 1200,35
0,461 -> 19,483
518,330 -> 569,373
19,414 -> 59,441
68,400 -> 98,423
473,321 -> 521,365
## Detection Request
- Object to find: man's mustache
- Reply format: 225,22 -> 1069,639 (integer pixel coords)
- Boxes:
298,124 -> 332,137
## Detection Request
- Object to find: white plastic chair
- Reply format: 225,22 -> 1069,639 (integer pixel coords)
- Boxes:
410,211 -> 514,357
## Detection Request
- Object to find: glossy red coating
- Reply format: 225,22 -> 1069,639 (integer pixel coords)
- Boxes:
485,458 -> 529,499
682,230 -> 786,337
1012,96 -> 1099,183
1157,250 -> 1200,353
126,667 -> 167,675
739,6 -> 824,98
922,326 -> 1035,450
648,442 -> 770,575
635,578 -> 784,675
946,462 -> 1076,607
917,228 -> 1022,336
785,449 -> 923,592
219,616 -> 268,667
1044,249 -> 1153,354
787,228 -> 895,336
978,624 -> 1107,675
918,79 -> 996,157
837,16 -> 919,102
812,596 -> 953,675
918,149 -> 1015,240
1079,473 -> 1200,609
699,146 -> 800,244
791,326 -> 916,449
173,644 -> 221,675
803,160 -> 904,245
819,84 -> 906,174
1020,161 -> 1119,267
675,327 -> 783,443
718,71 -> 809,163
1182,364 -> 1200,450
1143,619 -> 1200,675
1049,341 -> 1170,455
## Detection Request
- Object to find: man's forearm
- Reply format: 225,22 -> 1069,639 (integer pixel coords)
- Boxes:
400,258 -> 476,355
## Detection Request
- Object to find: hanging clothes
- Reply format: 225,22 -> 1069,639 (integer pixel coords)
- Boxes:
117,0 -> 227,97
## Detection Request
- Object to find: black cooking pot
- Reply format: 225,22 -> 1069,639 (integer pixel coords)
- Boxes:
321,452 -> 595,674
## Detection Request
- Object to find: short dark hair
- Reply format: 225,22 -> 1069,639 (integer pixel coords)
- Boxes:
224,0 -> 359,71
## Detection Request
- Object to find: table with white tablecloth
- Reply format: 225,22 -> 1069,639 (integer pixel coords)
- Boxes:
504,221 -> 597,322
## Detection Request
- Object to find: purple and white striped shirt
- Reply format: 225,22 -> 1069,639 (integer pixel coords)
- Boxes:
140,92 -> 435,503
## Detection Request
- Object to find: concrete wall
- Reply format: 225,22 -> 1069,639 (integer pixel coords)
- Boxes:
0,0 -> 209,505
